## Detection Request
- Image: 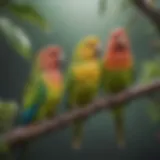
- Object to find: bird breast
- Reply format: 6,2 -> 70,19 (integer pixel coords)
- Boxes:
73,62 -> 100,84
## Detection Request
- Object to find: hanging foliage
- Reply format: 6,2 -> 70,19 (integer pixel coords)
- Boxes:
0,1 -> 50,60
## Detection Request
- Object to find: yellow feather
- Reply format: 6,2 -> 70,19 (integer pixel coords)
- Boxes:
35,76 -> 63,120
72,61 -> 100,84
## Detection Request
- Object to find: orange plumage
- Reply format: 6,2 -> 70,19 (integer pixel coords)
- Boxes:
104,28 -> 133,70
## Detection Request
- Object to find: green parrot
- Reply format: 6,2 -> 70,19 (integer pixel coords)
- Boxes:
139,57 -> 160,122
13,45 -> 65,160
65,36 -> 102,150
20,45 -> 64,124
101,28 -> 134,149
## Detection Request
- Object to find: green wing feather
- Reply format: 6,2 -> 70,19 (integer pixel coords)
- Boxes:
102,64 -> 134,148
20,54 -> 47,125
22,53 -> 42,108
103,68 -> 133,93
22,74 -> 42,108
64,63 -> 76,111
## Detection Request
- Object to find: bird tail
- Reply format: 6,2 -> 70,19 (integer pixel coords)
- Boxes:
72,119 -> 85,150
112,107 -> 125,149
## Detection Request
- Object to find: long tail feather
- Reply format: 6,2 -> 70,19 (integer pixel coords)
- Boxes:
112,107 -> 125,149
72,119 -> 85,150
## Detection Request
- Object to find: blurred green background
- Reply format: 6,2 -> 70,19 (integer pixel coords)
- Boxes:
1,0 -> 160,159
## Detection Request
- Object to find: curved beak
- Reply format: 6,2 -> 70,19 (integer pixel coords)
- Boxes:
117,36 -> 126,45
59,51 -> 66,69
59,52 -> 65,61
95,43 -> 102,57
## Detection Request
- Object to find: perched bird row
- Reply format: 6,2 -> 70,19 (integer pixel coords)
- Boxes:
19,27 -> 134,150
0,27 -> 135,156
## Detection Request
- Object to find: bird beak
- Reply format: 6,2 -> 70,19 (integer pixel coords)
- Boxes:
59,52 -> 67,69
95,43 -> 102,57
59,52 -> 65,62
117,36 -> 126,45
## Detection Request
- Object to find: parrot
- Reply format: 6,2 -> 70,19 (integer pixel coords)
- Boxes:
65,36 -> 102,150
101,27 -> 134,149
138,57 -> 160,122
13,45 -> 65,159
21,45 -> 64,124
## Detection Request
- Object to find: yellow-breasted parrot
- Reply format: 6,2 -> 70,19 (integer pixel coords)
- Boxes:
20,45 -> 64,124
101,28 -> 134,149
65,36 -> 102,150
14,45 -> 64,159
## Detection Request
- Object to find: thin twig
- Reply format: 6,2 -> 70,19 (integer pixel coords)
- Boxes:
132,0 -> 160,32
1,80 -> 160,145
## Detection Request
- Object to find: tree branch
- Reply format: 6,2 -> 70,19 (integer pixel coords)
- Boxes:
1,80 -> 160,146
132,0 -> 160,32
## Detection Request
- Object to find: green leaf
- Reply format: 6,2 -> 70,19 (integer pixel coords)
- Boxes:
6,3 -> 50,31
0,17 -> 32,60
138,59 -> 160,84
0,99 -> 18,134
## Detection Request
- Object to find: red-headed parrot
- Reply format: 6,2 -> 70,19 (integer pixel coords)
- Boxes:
101,28 -> 134,149
14,45 -> 65,159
